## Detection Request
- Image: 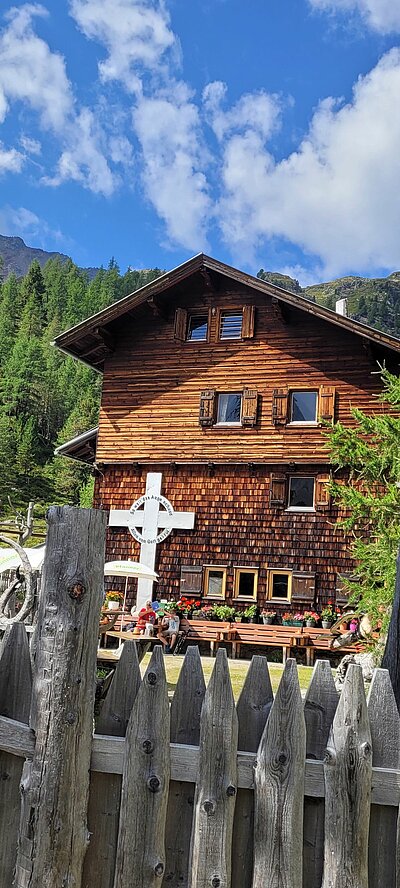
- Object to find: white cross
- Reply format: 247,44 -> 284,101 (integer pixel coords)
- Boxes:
108,472 -> 195,610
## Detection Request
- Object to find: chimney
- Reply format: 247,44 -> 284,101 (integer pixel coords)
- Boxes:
335,297 -> 347,316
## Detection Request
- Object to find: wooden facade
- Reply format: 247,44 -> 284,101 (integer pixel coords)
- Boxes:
55,254 -> 400,612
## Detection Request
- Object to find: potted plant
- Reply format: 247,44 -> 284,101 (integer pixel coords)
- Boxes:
176,597 -> 196,617
105,590 -> 123,611
244,604 -> 258,623
282,611 -> 293,625
304,610 -> 319,627
234,610 -> 244,623
202,604 -> 216,620
321,604 -> 336,629
261,609 -> 276,625
292,612 -> 304,627
213,604 -> 236,622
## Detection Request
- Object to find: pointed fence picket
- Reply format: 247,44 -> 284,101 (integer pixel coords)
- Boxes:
1,507 -> 400,888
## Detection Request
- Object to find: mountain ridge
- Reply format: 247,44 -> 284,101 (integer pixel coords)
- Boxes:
0,234 -> 99,279
2,233 -> 400,338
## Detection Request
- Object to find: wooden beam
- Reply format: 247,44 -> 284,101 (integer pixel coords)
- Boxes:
1,721 -> 399,806
272,296 -> 291,323
146,296 -> 168,319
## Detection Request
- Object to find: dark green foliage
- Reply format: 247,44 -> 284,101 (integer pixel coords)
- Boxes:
0,258 -> 163,516
326,368 -> 400,626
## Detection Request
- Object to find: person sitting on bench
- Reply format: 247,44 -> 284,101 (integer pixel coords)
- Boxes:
158,605 -> 180,652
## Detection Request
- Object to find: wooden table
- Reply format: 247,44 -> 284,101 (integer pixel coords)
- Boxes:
98,631 -> 161,664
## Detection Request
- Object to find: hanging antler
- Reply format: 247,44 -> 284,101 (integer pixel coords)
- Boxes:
0,534 -> 36,628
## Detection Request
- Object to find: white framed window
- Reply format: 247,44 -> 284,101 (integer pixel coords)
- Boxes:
216,392 -> 242,425
220,311 -> 243,340
268,570 -> 292,602
204,566 -> 227,598
289,390 -> 318,424
287,476 -> 315,511
234,567 -> 258,599
187,314 -> 209,342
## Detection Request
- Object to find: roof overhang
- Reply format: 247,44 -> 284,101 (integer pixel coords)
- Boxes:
53,253 -> 400,371
55,427 -> 98,465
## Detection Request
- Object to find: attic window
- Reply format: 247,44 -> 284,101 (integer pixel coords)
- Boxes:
220,312 -> 242,340
187,315 -> 208,341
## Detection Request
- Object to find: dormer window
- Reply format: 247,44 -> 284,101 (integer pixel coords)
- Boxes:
187,315 -> 208,341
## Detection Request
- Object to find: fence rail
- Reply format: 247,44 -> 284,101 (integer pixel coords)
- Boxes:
0,506 -> 399,888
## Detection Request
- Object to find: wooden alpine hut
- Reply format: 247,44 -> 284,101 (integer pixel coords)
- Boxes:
54,254 -> 400,614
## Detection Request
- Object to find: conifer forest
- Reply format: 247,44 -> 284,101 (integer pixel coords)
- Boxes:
0,258 -> 162,519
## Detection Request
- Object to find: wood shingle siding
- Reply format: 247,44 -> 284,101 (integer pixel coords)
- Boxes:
95,463 -> 354,608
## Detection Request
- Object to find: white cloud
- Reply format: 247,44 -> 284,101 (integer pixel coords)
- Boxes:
70,0 -> 177,95
203,81 -> 282,141
133,84 -> 211,250
19,134 -> 42,155
0,4 -> 73,131
0,4 -> 120,196
217,49 -> 400,276
0,142 -> 24,174
308,0 -> 400,33
0,205 -> 65,244
43,108 -> 118,197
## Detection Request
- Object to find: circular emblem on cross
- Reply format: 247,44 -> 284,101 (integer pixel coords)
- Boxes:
128,493 -> 175,545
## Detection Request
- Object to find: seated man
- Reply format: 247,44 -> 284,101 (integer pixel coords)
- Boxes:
158,606 -> 180,652
136,600 -> 157,635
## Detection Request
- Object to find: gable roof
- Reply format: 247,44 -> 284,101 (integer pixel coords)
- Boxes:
53,253 -> 400,371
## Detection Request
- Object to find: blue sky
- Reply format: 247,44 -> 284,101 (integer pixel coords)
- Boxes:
0,0 -> 400,283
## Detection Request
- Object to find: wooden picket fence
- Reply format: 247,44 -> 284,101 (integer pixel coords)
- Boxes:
0,506 -> 400,888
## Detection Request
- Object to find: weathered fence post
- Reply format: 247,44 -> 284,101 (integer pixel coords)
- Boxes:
0,624 -> 32,888
113,645 -> 170,888
382,546 -> 400,713
163,646 -> 206,887
322,664 -> 372,888
303,660 -> 338,888
232,655 -> 273,888
252,658 -> 306,888
367,668 -> 400,888
82,642 -> 142,888
13,505 -> 107,888
188,648 -> 238,888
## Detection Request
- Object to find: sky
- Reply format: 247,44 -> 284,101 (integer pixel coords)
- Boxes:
0,0 -> 400,284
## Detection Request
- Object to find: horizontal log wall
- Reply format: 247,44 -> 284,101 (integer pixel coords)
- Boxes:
95,464 -> 354,608
96,283 -> 387,464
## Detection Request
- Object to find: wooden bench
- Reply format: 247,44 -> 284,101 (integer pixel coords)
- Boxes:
302,627 -> 365,666
185,620 -> 232,656
231,624 -> 303,662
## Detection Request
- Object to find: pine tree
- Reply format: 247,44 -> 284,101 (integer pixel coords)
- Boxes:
327,368 -> 400,626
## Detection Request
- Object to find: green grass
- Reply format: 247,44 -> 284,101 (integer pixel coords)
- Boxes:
140,653 -> 314,700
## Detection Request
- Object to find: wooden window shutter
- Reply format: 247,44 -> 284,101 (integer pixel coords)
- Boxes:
199,390 -> 216,426
272,388 -> 289,426
241,388 -> 258,427
180,565 -> 203,595
315,474 -> 331,510
242,304 -> 255,339
335,574 -> 352,608
174,307 -> 188,341
270,473 -> 287,506
292,572 -> 316,602
319,385 -> 336,424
